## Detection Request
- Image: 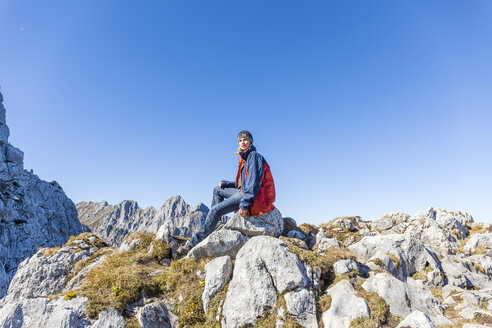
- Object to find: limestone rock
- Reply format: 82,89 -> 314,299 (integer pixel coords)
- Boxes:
91,307 -> 126,328
322,280 -> 370,328
0,296 -> 90,328
136,300 -> 178,328
464,233 -> 492,255
396,310 -> 436,328
0,91 -> 83,297
202,256 -> 232,311
441,257 -> 492,289
348,234 -> 442,285
221,236 -> 310,328
78,196 -> 207,247
223,208 -> 284,237
4,234 -> 108,302
361,273 -> 445,319
188,229 -> 249,259
333,259 -> 360,275
284,288 -> 318,328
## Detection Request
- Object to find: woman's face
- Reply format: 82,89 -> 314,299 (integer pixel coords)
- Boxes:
238,137 -> 251,152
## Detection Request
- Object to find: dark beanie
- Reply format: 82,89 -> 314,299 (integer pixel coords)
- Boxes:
237,130 -> 253,144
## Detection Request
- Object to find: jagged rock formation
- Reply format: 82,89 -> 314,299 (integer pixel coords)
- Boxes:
0,206 -> 491,327
0,91 -> 83,297
76,196 -> 208,247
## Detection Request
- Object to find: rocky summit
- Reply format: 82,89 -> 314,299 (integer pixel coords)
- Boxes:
0,201 -> 491,327
0,91 -> 83,297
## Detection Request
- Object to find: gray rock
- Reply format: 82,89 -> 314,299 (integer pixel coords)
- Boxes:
91,307 -> 126,328
221,236 -> 310,328
223,208 -> 284,237
65,253 -> 110,291
0,172 -> 82,297
464,233 -> 492,254
284,288 -> 318,328
137,300 -> 178,328
322,280 -> 370,328
202,256 -> 232,311
441,257 -> 492,289
361,273 -> 444,319
396,310 -> 436,328
188,229 -> 249,259
287,230 -> 306,240
315,231 -> 340,252
348,234 -> 442,285
0,296 -> 90,328
5,144 -> 23,165
333,259 -> 360,275
0,125 -> 9,143
4,235 -> 106,302
78,196 -> 207,247
0,94 -> 82,295
455,302 -> 491,321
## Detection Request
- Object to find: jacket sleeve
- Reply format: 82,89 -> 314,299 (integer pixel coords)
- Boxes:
221,180 -> 236,188
240,152 -> 264,210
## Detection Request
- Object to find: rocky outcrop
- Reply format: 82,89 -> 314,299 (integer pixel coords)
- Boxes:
2,197 -> 492,327
2,233 -> 107,303
77,196 -> 208,247
221,236 -> 313,328
322,280 -> 370,328
0,91 -> 83,297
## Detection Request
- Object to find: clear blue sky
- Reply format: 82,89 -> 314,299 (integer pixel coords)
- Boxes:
1,0 -> 491,224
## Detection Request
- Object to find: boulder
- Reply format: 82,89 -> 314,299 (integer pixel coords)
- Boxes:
223,208 -> 284,237
396,310 -> 436,328
333,259 -> 360,275
464,233 -> 492,254
441,257 -> 492,289
4,235 -> 107,302
221,236 -> 311,328
321,280 -> 370,328
0,296 -> 90,328
348,234 -> 442,285
202,256 -> 233,311
91,307 -> 126,328
284,288 -> 318,328
361,273 -> 445,319
188,229 -> 249,259
136,300 -> 178,328
0,173 -> 82,297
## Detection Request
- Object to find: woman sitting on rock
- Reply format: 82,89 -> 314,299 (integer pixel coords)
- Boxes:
178,130 -> 276,256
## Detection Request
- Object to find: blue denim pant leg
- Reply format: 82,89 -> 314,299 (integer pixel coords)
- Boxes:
189,186 -> 241,247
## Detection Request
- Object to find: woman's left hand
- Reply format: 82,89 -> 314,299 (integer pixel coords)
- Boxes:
239,209 -> 249,218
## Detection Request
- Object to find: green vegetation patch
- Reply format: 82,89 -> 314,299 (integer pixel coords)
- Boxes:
76,233 -> 172,319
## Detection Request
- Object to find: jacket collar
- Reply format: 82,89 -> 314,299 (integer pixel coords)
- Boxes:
240,145 -> 256,161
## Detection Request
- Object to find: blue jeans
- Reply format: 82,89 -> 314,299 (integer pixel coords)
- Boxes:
188,186 -> 242,247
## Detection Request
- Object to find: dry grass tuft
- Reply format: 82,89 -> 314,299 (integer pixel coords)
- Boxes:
318,294 -> 332,312
387,254 -> 401,268
472,246 -> 489,255
74,233 -> 173,319
42,247 -> 61,257
154,257 -> 209,326
410,271 -> 427,280
351,284 -> 390,328
298,223 -> 319,236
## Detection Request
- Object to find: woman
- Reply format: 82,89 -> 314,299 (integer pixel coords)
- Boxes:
178,130 -> 276,256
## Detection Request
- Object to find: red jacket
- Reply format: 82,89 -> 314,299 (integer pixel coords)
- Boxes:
233,146 -> 276,216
